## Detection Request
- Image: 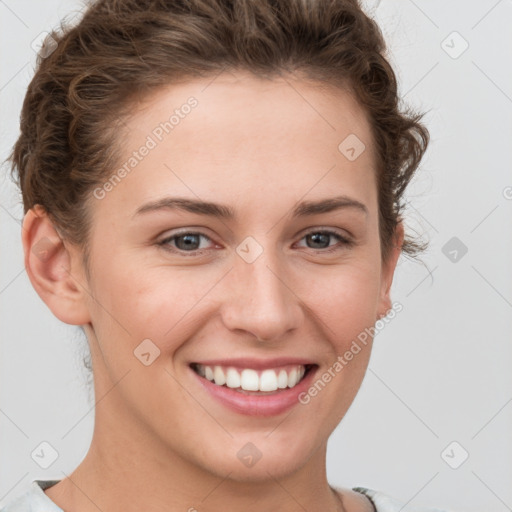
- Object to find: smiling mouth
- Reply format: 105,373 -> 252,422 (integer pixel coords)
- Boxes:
190,363 -> 316,394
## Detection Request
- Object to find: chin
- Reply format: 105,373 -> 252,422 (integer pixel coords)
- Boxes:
195,435 -> 317,483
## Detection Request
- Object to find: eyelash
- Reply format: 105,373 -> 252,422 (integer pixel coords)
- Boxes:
157,228 -> 353,256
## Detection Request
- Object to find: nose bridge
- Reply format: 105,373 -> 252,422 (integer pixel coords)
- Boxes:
222,242 -> 302,341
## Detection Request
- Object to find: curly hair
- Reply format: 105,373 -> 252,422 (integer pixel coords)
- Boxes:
7,0 -> 429,276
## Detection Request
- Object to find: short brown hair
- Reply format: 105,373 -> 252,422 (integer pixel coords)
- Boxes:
8,0 -> 429,274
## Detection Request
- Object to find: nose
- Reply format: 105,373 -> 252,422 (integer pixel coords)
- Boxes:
220,250 -> 303,343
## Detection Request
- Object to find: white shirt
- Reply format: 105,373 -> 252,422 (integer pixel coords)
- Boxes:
0,479 -> 451,512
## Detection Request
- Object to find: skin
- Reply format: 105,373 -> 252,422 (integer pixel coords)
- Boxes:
22,70 -> 403,512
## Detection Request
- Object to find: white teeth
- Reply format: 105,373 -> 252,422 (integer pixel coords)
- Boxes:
260,369 -> 278,392
277,369 -> 288,389
288,367 -> 298,387
195,364 -> 308,392
225,367 -> 241,389
204,366 -> 214,381
213,366 -> 226,386
240,369 -> 259,391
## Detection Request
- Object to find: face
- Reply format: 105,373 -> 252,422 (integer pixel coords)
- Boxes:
27,70 -> 401,483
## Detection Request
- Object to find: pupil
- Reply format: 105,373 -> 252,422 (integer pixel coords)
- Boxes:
177,234 -> 199,250
309,233 -> 329,248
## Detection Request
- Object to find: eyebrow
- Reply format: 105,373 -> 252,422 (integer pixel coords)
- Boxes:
132,195 -> 368,220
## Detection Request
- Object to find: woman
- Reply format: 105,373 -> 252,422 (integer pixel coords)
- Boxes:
2,0 -> 446,510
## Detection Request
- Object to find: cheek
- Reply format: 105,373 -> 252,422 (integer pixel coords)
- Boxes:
306,262 -> 382,339
88,259 -> 215,355
288,267 -> 381,441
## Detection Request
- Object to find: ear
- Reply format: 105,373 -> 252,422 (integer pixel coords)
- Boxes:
377,221 -> 404,320
21,205 -> 91,325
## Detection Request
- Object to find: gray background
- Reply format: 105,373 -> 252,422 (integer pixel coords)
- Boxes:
1,1 -> 511,511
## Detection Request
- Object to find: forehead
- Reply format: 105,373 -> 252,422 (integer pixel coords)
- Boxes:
128,70 -> 372,148
91,70 -> 377,222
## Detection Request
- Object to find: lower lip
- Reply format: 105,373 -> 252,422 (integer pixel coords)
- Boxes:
191,366 -> 318,417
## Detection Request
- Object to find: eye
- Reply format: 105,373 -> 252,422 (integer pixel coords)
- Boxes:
158,231 -> 215,254
295,229 -> 353,253
157,228 -> 353,256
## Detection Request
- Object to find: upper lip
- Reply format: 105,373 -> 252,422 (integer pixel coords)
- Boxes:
190,357 -> 316,370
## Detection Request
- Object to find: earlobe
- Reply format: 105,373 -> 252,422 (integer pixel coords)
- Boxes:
21,205 -> 91,326
377,222 -> 404,319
